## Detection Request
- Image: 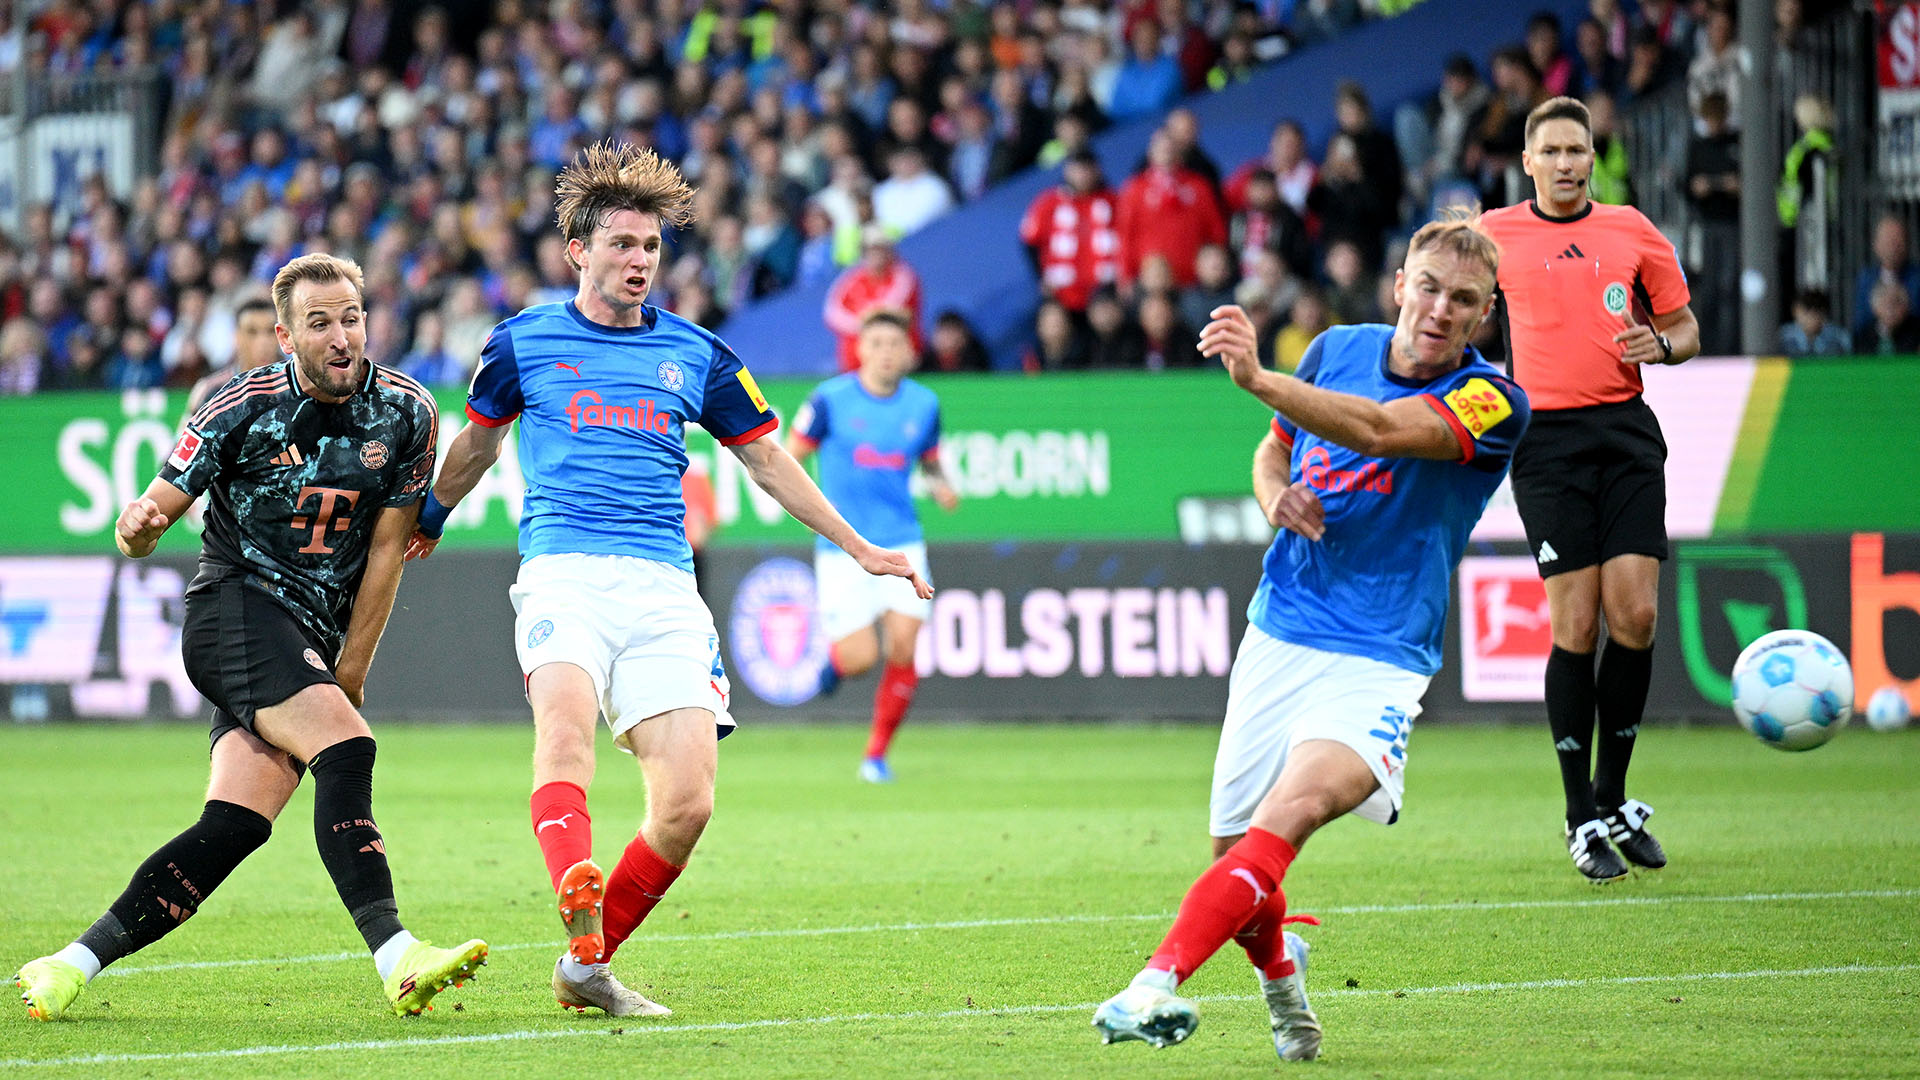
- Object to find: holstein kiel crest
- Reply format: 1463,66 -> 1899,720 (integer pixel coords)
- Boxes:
657,360 -> 685,391
727,557 -> 828,706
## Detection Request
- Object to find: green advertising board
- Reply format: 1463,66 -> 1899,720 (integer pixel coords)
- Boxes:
8,357 -> 1918,555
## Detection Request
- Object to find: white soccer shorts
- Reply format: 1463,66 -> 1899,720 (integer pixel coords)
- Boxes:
510,552 -> 733,752
812,541 -> 932,642
1209,625 -> 1429,837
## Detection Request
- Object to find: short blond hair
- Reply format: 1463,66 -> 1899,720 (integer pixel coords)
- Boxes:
555,141 -> 697,271
271,253 -> 366,325
1413,205 -> 1501,283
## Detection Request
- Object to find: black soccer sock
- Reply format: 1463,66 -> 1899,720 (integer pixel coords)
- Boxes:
1545,645 -> 1600,826
309,737 -> 406,953
76,800 -> 272,970
1593,638 -> 1655,814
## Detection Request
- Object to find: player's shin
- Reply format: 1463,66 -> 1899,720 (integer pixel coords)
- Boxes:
308,737 -> 406,953
1592,639 -> 1654,812
74,800 -> 272,972
1545,646 -> 1600,824
532,780 -> 594,890
601,832 -> 685,959
1148,828 -> 1296,983
864,661 -> 918,760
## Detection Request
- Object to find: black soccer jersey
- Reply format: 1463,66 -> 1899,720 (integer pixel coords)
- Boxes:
160,360 -> 438,644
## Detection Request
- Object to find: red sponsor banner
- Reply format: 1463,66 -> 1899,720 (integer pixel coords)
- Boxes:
1881,2 -> 1920,87
1458,556 -> 1553,702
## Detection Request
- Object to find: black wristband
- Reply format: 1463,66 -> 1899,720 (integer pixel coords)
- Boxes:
1656,333 -> 1673,363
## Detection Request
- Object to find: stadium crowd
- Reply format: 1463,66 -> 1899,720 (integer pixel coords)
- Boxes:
0,0 -> 1892,395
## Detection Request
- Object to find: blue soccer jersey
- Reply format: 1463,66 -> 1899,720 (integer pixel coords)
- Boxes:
465,301 -> 778,569
1249,324 -> 1531,675
793,373 -> 942,551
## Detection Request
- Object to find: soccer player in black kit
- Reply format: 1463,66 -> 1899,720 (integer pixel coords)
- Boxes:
13,254 -> 487,1020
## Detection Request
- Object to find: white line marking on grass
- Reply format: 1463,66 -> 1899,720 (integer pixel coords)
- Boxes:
6,963 -> 1915,1070
102,887 -> 1920,978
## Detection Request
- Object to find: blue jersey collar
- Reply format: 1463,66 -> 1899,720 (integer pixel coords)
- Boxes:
565,299 -> 659,335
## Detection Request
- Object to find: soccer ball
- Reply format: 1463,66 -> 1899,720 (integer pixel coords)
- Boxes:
1729,629 -> 1853,751
1865,687 -> 1912,733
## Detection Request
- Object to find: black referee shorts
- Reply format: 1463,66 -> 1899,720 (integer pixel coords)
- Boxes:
1509,396 -> 1669,578
182,574 -> 340,773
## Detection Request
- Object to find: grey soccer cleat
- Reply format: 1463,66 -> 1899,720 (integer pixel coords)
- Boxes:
1259,930 -> 1323,1062
552,955 -> 672,1017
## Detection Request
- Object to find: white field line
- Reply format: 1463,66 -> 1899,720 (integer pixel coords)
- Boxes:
100,887 -> 1920,977
4,962 -> 1915,1070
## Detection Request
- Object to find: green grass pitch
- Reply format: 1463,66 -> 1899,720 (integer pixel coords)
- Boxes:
0,720 -> 1915,1079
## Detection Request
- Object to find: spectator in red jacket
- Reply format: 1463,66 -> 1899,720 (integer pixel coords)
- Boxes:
1019,149 -> 1121,315
1116,129 -> 1227,290
823,224 -> 924,372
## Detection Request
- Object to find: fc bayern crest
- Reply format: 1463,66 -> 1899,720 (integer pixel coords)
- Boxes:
727,557 -> 827,705
360,440 -> 390,469
656,360 -> 685,391
527,619 -> 555,648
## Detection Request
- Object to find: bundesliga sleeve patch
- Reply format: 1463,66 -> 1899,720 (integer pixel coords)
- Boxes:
736,368 -> 770,413
168,429 -> 205,471
1442,378 -> 1513,439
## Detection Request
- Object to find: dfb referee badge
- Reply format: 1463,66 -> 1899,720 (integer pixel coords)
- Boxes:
1602,282 -> 1629,317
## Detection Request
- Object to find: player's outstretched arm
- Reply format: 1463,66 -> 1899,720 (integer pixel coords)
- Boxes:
406,420 -> 512,561
335,502 -> 418,707
115,479 -> 194,559
1202,305 -> 1464,462
729,436 -> 934,599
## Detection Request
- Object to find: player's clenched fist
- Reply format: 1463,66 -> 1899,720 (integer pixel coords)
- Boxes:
1265,480 -> 1326,542
115,496 -> 171,558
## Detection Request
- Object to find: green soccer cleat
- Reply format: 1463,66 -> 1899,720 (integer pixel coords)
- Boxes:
383,938 -> 488,1016
15,957 -> 84,1021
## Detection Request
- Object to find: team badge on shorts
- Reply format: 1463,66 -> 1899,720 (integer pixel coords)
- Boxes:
727,557 -> 826,706
656,360 -> 685,391
1602,282 -> 1630,317
527,619 -> 555,648
302,648 -> 328,671
360,440 -> 390,469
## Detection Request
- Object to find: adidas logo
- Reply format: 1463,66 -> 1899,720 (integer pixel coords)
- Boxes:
1537,541 -> 1559,564
269,444 -> 307,467
1554,736 -> 1583,752
1555,244 -> 1586,260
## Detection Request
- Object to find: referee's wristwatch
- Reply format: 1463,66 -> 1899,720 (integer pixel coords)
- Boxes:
1655,333 -> 1673,364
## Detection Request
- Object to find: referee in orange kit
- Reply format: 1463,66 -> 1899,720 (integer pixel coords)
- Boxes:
1480,96 -> 1701,884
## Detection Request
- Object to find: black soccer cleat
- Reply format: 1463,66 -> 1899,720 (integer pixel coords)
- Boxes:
1604,799 -> 1667,870
1566,819 -> 1629,884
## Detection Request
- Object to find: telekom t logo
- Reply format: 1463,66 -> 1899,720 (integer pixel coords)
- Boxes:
291,487 -> 361,554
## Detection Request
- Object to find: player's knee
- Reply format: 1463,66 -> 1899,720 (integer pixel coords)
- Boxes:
1609,602 -> 1658,648
1552,612 -> 1601,652
654,790 -> 713,844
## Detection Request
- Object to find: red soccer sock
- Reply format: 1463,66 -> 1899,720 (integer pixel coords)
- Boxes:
1147,828 -> 1297,983
864,661 -> 918,760
530,781 -> 592,892
1235,890 -> 1322,980
602,833 -> 685,959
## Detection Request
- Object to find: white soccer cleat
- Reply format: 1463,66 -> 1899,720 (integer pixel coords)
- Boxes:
552,956 -> 672,1017
1091,968 -> 1198,1048
1259,931 -> 1323,1062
